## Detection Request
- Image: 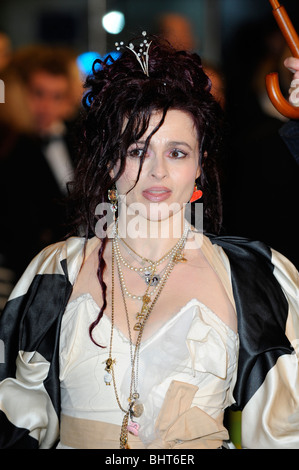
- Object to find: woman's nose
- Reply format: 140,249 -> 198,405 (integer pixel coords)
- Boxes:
149,154 -> 168,179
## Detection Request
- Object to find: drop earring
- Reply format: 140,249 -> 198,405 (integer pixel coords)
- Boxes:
108,186 -> 118,216
190,182 -> 203,203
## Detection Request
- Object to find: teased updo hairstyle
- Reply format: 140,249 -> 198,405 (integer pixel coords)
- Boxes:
69,34 -> 225,238
68,35 -> 225,343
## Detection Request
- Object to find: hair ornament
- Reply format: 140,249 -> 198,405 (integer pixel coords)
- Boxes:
115,31 -> 152,77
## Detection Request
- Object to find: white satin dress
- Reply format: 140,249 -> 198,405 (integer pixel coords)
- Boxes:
57,292 -> 239,449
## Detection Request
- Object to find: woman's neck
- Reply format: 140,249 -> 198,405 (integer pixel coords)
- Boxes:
116,209 -> 187,262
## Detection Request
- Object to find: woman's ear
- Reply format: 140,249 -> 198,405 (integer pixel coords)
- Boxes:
200,150 -> 208,170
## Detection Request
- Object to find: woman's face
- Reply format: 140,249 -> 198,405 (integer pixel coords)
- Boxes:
114,109 -> 201,222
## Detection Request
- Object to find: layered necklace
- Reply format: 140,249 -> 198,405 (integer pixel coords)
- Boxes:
103,221 -> 189,448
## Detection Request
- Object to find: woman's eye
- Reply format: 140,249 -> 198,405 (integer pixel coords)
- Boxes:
169,149 -> 187,159
128,148 -> 144,158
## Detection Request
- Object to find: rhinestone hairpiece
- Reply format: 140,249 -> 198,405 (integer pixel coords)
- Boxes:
115,31 -> 152,77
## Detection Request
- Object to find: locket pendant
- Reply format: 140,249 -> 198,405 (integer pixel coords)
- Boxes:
144,271 -> 160,286
130,398 -> 144,418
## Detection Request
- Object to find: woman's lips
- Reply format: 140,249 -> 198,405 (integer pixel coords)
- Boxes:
142,187 -> 172,202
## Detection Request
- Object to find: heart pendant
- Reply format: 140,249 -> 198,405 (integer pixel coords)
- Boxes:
127,420 -> 140,436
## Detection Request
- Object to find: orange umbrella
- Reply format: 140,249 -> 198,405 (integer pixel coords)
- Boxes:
266,0 -> 299,118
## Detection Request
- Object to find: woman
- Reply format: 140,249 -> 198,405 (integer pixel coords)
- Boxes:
1,35 -> 299,450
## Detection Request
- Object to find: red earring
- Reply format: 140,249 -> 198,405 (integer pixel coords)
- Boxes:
190,183 -> 203,203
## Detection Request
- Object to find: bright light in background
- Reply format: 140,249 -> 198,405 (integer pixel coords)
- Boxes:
102,11 -> 125,34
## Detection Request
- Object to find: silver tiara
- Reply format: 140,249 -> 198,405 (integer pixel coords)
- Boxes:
115,31 -> 152,77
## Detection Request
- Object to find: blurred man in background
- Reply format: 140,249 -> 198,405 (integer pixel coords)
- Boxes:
0,45 -> 82,309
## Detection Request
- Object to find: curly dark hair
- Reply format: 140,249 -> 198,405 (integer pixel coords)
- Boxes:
67,35 -> 225,344
68,34 -> 225,239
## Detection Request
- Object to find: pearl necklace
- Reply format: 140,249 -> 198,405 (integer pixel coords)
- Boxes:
115,232 -> 183,272
114,225 -> 189,331
113,221 -> 189,301
116,236 -> 166,286
114,241 -> 173,301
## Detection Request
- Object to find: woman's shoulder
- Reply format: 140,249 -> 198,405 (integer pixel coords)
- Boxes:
11,237 -> 101,300
34,236 -> 86,268
36,236 -> 101,262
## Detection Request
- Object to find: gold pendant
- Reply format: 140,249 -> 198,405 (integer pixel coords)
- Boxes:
142,294 -> 151,304
136,312 -> 145,320
104,357 -> 116,371
173,253 -> 187,263
133,322 -> 142,331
